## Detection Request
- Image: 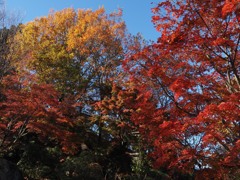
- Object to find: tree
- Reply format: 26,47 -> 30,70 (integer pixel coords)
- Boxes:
0,73 -> 80,155
12,7 -> 127,144
0,1 -> 20,81
13,7 -> 125,97
124,0 -> 240,178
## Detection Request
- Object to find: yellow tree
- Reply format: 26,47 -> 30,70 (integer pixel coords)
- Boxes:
12,7 -> 127,144
14,8 -> 125,94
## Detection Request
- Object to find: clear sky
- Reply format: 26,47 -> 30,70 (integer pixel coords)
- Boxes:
6,0 -> 160,41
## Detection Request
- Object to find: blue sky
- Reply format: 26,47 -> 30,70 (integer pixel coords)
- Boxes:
6,0 -> 160,41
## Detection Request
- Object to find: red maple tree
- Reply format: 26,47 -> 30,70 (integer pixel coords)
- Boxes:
0,73 -> 80,154
124,0 -> 240,178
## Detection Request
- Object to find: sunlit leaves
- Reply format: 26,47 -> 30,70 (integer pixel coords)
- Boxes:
12,7 -> 126,97
124,0 -> 240,178
222,0 -> 240,17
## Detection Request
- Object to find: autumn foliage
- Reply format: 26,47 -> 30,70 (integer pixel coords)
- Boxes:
124,0 -> 240,178
0,1 -> 239,179
12,7 -> 125,96
0,73 -> 79,154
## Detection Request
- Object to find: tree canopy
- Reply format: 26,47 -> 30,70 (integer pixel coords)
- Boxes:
124,0 -> 240,178
0,1 -> 239,179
